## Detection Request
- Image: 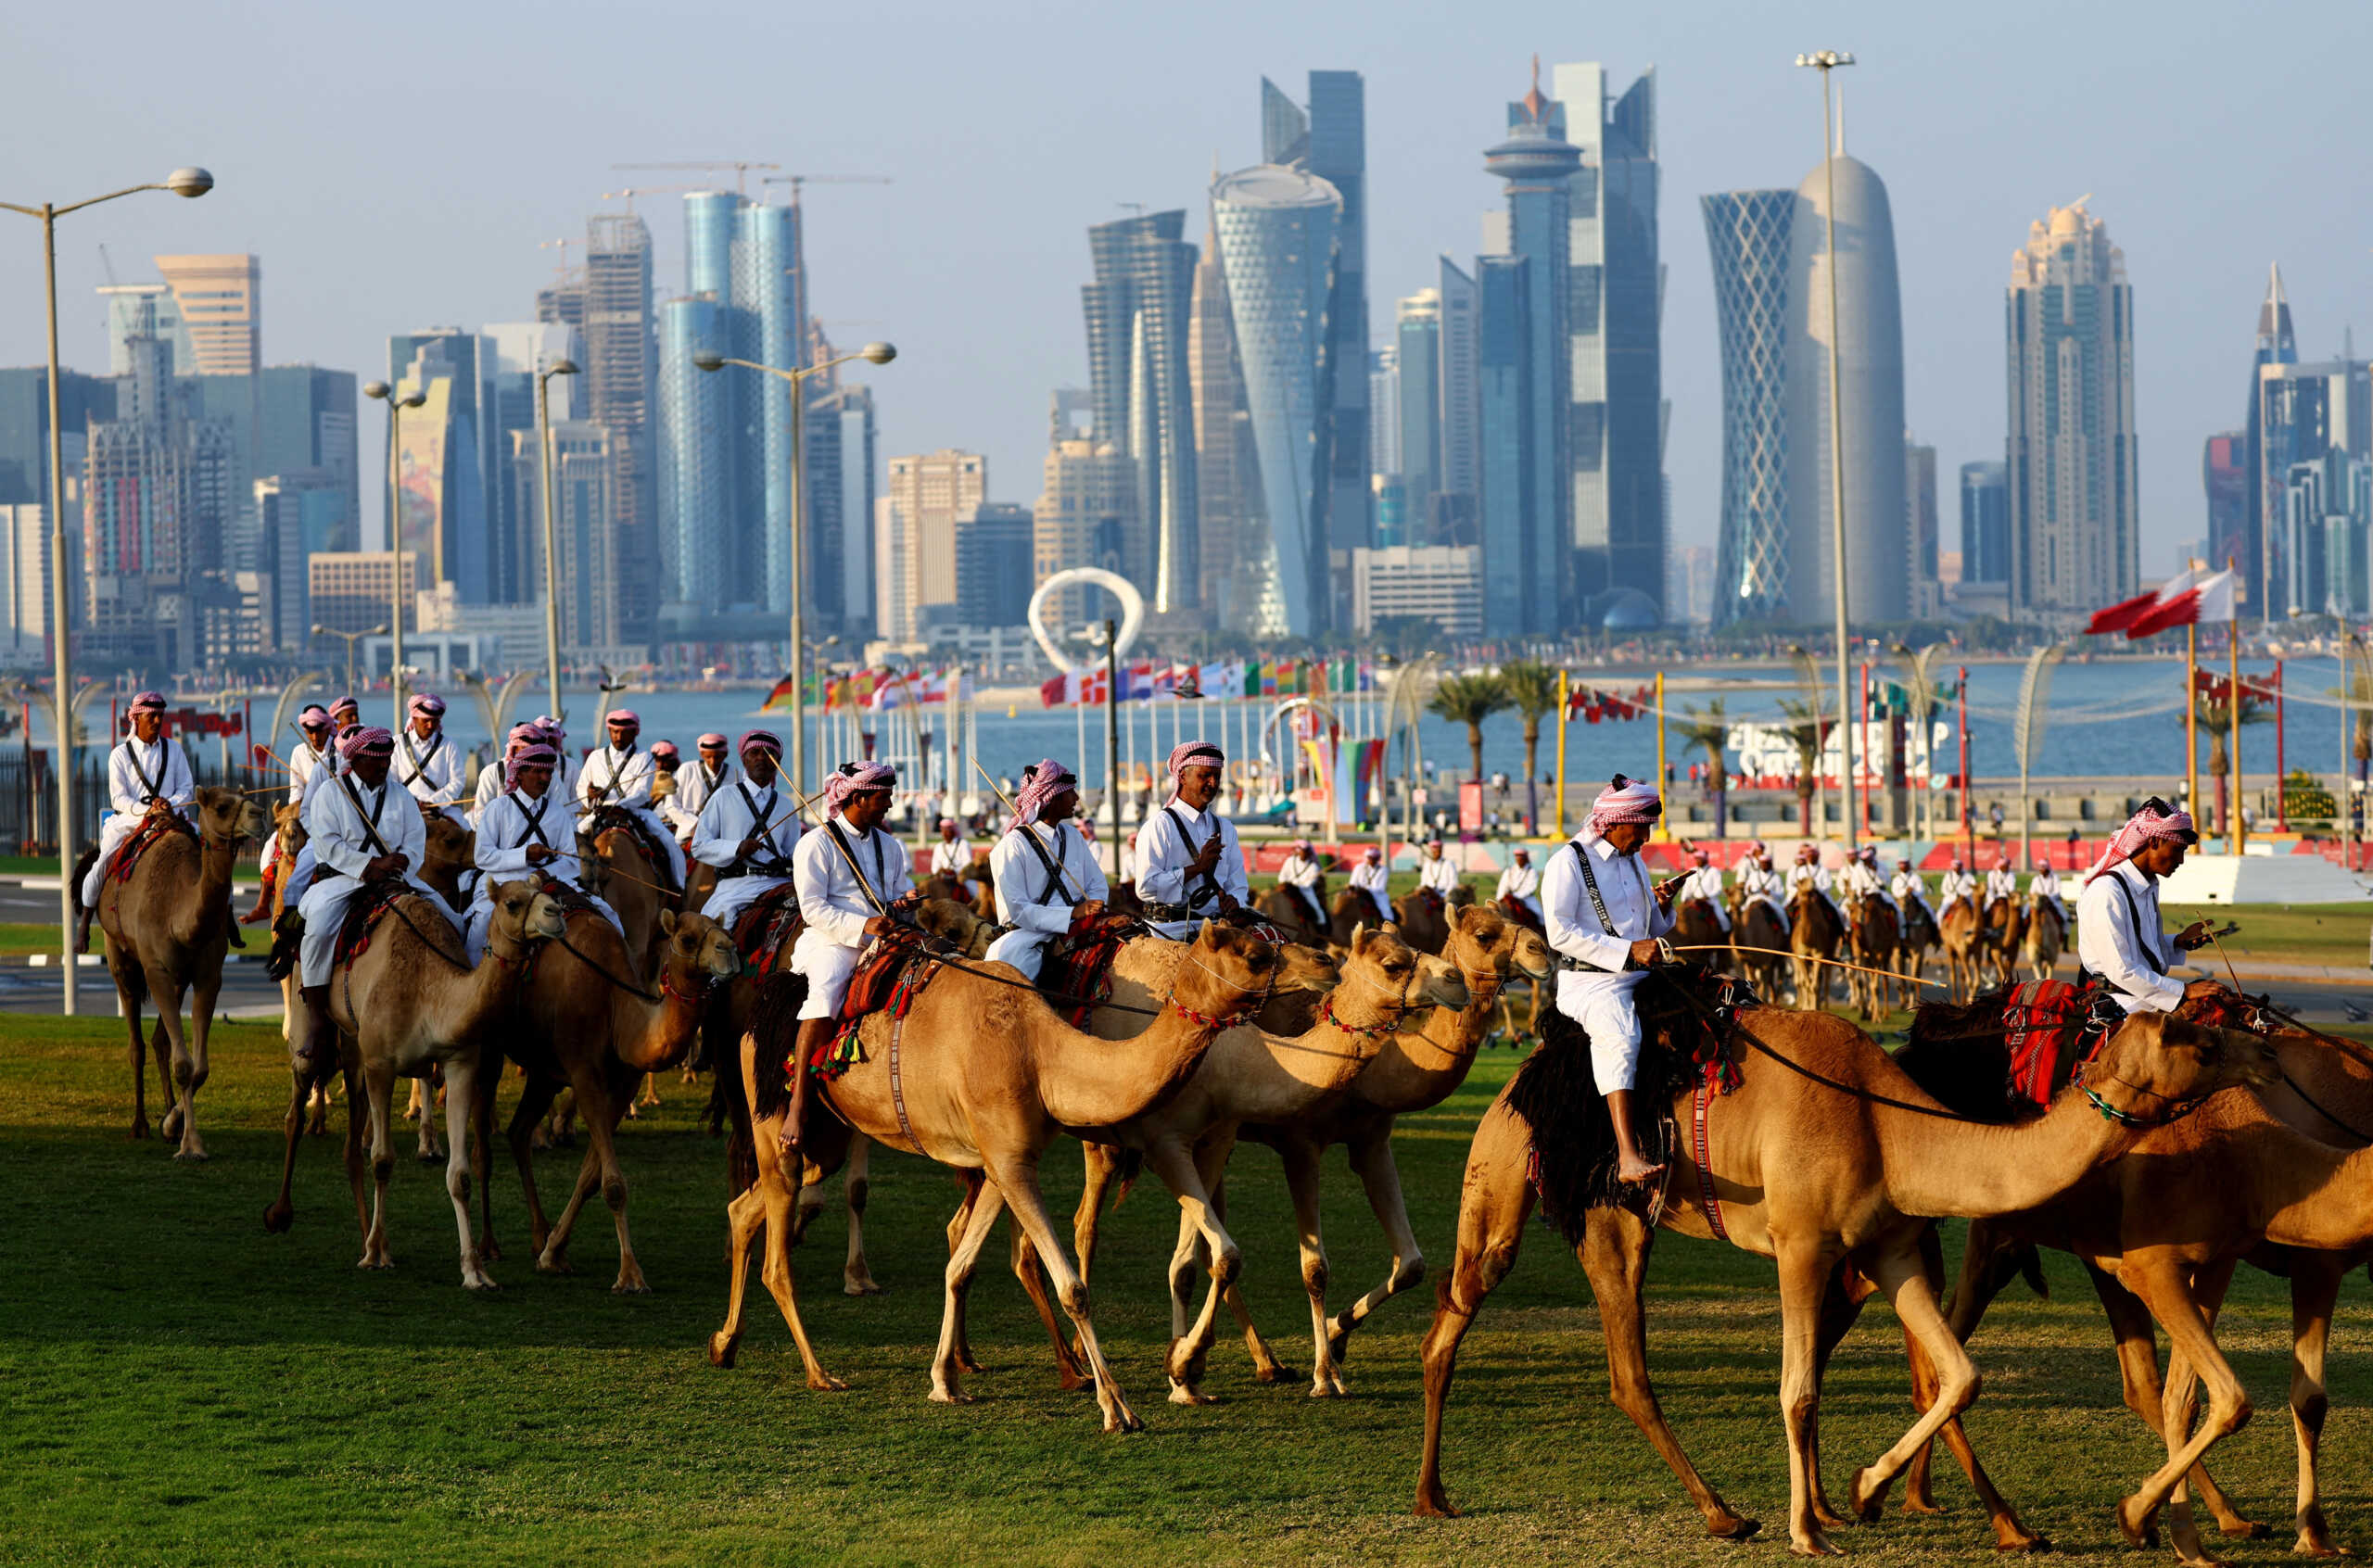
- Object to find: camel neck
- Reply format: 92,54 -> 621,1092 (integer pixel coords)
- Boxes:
615,960 -> 706,1072
171,830 -> 240,948
1877,1083 -> 2151,1218
2261,1126 -> 2373,1251
1037,980 -> 1237,1131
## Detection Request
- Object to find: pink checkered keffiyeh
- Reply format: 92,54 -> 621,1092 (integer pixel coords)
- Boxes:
1579,775 -> 1662,844
2084,800 -> 2197,885
824,760 -> 895,816
506,741 -> 559,789
1009,758 -> 1075,828
1164,740 -> 1224,798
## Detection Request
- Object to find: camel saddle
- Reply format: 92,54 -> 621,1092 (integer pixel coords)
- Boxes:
1495,893 -> 1543,934
108,810 -> 196,884
1904,980 -> 2121,1113
1039,911 -> 1146,1025
586,804 -> 681,898
730,884 -> 805,978
329,878 -> 412,972
815,929 -> 948,1081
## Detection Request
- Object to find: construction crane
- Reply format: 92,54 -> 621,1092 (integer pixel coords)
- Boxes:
538,237 -> 574,278
612,160 -> 780,196
758,173 -> 894,207
599,184 -> 717,214
96,244 -> 120,285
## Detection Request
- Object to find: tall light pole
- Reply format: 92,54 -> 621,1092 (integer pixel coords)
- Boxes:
362,379 -> 426,730
3,165 -> 213,1014
312,623 -> 387,699
694,340 -> 896,803
534,357 -> 579,723
1796,48 -> 1858,851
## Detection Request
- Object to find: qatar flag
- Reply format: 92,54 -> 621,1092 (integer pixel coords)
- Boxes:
2126,569 -> 2238,639
2084,581 -> 2176,636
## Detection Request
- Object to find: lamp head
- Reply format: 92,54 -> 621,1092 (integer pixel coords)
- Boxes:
861,341 -> 897,366
363,381 -> 392,401
547,358 -> 578,377
400,391 -> 426,409
309,623 -> 327,636
692,350 -> 724,373
369,624 -> 388,636
166,168 -> 214,199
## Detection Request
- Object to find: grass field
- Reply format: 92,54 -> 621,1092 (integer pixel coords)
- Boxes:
2166,903 -> 2370,970
6,1009 -> 2373,1566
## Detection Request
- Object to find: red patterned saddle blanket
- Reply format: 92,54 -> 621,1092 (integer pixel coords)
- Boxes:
812,933 -> 946,1081
109,811 -> 196,883
1496,893 -> 1543,934
333,881 -> 409,971
730,884 -> 804,977
2000,980 -> 2116,1106
1040,911 -> 1143,1025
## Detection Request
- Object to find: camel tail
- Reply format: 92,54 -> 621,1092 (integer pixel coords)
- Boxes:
67,845 -> 97,917
1110,1147 -> 1145,1208
2017,1245 -> 2049,1298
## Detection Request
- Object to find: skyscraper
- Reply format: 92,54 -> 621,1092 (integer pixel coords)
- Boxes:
2243,265 -> 2299,615
883,450 -> 984,637
805,381 -> 878,638
82,335 -> 237,665
1907,438 -> 1938,611
1702,188 -> 1794,624
1552,62 -> 1666,619
153,254 -> 261,376
482,322 -> 581,603
1434,258 -> 1480,543
584,213 -> 656,641
2203,431 -> 2248,572
1081,210 -> 1198,612
1368,346 -> 1400,478
2006,200 -> 2138,613
655,295 -> 734,616
388,330 -> 498,603
2253,335 -> 2369,617
1960,461 -> 2010,584
1186,211 -> 1250,620
97,283 -> 192,376
1212,164 -> 1340,638
1034,435 -> 1136,627
1395,288 -> 1442,531
1784,149 -> 1907,625
955,502 -> 1034,627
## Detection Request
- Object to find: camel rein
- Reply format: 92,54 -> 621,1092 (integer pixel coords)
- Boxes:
1664,942 -> 1942,991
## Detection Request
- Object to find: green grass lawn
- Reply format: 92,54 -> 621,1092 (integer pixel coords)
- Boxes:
6,1010 -> 2372,1565
2165,903 -> 2369,970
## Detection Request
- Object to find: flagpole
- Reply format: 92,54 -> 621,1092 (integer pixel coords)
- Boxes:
2230,614 -> 2245,854
2186,617 -> 2199,836
1652,670 -> 1666,842
1555,668 -> 1569,840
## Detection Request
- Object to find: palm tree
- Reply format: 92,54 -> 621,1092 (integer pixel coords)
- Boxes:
2194,686 -> 2271,838
1670,699 -> 1731,840
1778,697 -> 1824,839
1499,661 -> 1562,832
1428,673 -> 1511,785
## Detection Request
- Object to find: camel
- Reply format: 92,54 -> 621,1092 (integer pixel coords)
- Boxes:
417,812 -> 475,909
1787,884 -> 1846,1006
1391,889 -> 1456,955
1842,893 -> 1900,1019
489,904 -> 738,1292
1254,880 -> 1331,948
1936,898 -> 1988,1003
264,878 -> 564,1287
1060,928 -> 1461,1402
1985,896 -> 2027,991
2022,897 -> 2064,983
1225,904 -> 1554,1392
1327,887 -> 1387,951
708,919 -> 1284,1432
1732,893 -> 1792,1002
1890,1012 -> 2373,1562
1896,895 -> 1941,1009
1670,894 -> 1729,960
94,784 -> 266,1159
583,806 -> 674,981
1409,992 -> 2276,1555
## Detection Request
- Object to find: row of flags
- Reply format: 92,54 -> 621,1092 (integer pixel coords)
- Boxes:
1567,682 -> 1652,722
1039,657 -> 1384,710
760,668 -> 977,714
2085,564 -> 2240,639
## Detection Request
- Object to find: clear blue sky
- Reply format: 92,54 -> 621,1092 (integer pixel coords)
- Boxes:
4,0 -> 2368,582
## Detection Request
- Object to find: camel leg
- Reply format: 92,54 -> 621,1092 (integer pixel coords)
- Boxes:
1845,1243 -> 1987,1526
2284,1252 -> 2348,1558
119,967 -> 151,1140
712,1103 -> 843,1390
541,1076 -> 643,1291
1270,1136 -> 1347,1398
1774,1234 -> 1849,1556
412,1065 -> 446,1164
1165,1134 -> 1244,1403
991,1156 -> 1142,1435
1007,1221 -> 1091,1391
143,966 -> 202,1155
931,1176 -> 1009,1405
1580,1204 -> 1760,1538
1326,1127 -> 1428,1371
1071,1140 -> 1123,1289
2114,1252 -> 2253,1562
841,1133 -> 879,1296
173,968 -> 220,1161
1217,1277 -> 1288,1385
339,1057 -> 369,1242
943,1173 -> 985,1373
1415,1101 -> 1535,1520
504,1073 -> 564,1256
262,1066 -> 311,1233
709,1185 -> 768,1369
1898,1232 -> 2053,1549
439,1054 -> 496,1289
2078,1260 -> 2262,1540
470,1051 -> 502,1263
359,1054 -> 399,1270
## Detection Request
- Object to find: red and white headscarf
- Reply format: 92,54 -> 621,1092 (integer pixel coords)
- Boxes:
407,693 -> 445,721
338,726 -> 394,762
129,690 -> 168,714
1009,759 -> 1075,828
824,760 -> 895,816
1579,775 -> 1662,845
1165,740 -> 1225,800
506,741 -> 559,790
2085,799 -> 2197,885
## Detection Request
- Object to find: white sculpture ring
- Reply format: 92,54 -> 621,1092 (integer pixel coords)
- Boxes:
1027,568 -> 1145,676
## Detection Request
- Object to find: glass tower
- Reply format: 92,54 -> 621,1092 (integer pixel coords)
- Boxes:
1701,189 -> 1794,623
656,296 -> 733,614
1082,210 -> 1199,611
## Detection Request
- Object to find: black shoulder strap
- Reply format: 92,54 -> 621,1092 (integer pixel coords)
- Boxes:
514,793 -> 552,851
1017,824 -> 1075,906
1162,804 -> 1222,906
399,731 -> 443,787
123,740 -> 163,802
1567,841 -> 1617,935
2110,872 -> 2163,975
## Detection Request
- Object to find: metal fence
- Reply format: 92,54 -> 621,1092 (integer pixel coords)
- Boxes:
1,749 -> 270,868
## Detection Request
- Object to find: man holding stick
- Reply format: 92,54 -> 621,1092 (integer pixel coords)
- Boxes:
782,760 -> 916,1145
983,758 -> 1106,982
688,730 -> 805,937
1133,740 -> 1249,940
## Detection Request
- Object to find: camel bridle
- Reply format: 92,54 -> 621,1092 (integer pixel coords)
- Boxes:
1318,953 -> 1428,1043
1165,942 -> 1277,1031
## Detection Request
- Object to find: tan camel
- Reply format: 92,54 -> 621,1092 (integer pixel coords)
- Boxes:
1936,898 -> 1988,1002
1410,997 -> 2276,1555
586,804 -> 673,980
266,878 -> 563,1283
1670,894 -> 1729,959
1842,893 -> 1900,1019
491,904 -> 738,1292
2021,896 -> 2064,982
1788,884 -> 1846,1006
1226,904 -> 1553,1392
1253,880 -> 1331,948
94,784 -> 266,1158
707,919 -> 1282,1432
1895,895 -> 1941,1009
1391,889 -> 1456,955
1062,928 -> 1460,1403
417,812 -> 476,909
1986,896 -> 2027,990
1327,887 -> 1384,951
1731,892 -> 1792,1002
1892,1016 -> 2373,1562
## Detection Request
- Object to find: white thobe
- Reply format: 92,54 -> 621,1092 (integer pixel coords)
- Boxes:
2028,868 -> 2066,923
1839,858 -> 1897,914
789,816 -> 914,1020
1937,869 -> 1977,910
1275,852 -> 1327,924
1544,835 -> 1676,1094
1418,855 -> 1461,900
396,727 -> 466,818
1738,863 -> 1791,929
663,761 -> 732,839
1133,799 -> 1250,939
930,837 -> 974,878
1890,871 -> 1936,924
2076,860 -> 2184,1014
286,739 -> 332,804
296,774 -> 455,987
984,821 -> 1110,980
689,778 -> 806,937
1986,867 -> 2021,906
1681,864 -> 1732,931
1494,861 -> 1542,922
464,787 -> 621,960
1349,859 -> 1393,924
87,736 -> 197,907
576,741 -> 685,885
1789,862 -> 1843,921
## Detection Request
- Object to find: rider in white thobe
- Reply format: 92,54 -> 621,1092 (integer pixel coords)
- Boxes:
296,732 -> 458,992
1738,851 -> 1791,932
464,745 -> 621,961
1133,742 -> 1250,940
80,696 -> 197,931
1275,840 -> 1328,927
1890,861 -> 1937,928
1417,843 -> 1462,903
396,696 -> 467,821
929,820 -> 973,879
576,712 -> 688,886
1680,853 -> 1731,932
788,767 -> 915,1021
1985,858 -> 2022,910
1349,849 -> 1394,925
1494,850 -> 1542,923
688,739 -> 805,938
2028,862 -> 2067,926
2075,798 -> 2219,1016
662,736 -> 733,842
983,762 -> 1107,982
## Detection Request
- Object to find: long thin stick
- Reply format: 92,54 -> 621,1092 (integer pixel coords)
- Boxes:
971,756 -> 1082,904
1661,942 -> 1943,991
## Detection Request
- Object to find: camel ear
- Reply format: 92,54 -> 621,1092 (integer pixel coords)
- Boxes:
659,908 -> 678,938
1350,921 -> 1368,954
1197,917 -> 1215,945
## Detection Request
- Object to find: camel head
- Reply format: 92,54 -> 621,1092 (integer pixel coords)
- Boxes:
915,894 -> 992,959
657,907 -> 739,985
272,797 -> 307,851
487,876 -> 569,950
1342,923 -> 1470,1018
2083,1009 -> 2278,1121
1447,904 -> 1552,985
423,812 -> 474,873
1172,918 -> 1283,1018
1272,940 -> 1341,996
192,784 -> 265,847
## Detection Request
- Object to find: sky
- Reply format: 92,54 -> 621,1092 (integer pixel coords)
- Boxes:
5,0 -> 2371,584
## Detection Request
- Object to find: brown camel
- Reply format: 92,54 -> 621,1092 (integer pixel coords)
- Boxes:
1895,895 -> 1941,1009
1732,893 -> 1792,1001
708,919 -> 1282,1431
95,784 -> 266,1158
1843,893 -> 1900,1019
1936,897 -> 1987,1003
2022,897 -> 2064,983
1410,995 -> 2276,1555
1254,879 -> 1331,948
1328,886 -> 1387,951
265,878 -> 564,1284
417,812 -> 476,909
1984,896 -> 2027,990
492,904 -> 738,1292
1226,904 -> 1554,1392
1061,928 -> 1459,1403
1787,884 -> 1846,1006
1390,890 -> 1455,955
584,806 -> 672,980
1671,894 -> 1729,959
1892,1015 -> 2373,1562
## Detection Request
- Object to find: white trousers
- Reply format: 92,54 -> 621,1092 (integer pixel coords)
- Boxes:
463,889 -> 620,964
1356,888 -> 1393,926
704,873 -> 792,937
1554,967 -> 1649,1095
791,929 -> 864,1020
297,873 -> 456,988
84,808 -> 186,907
984,926 -> 1050,980
580,805 -> 689,885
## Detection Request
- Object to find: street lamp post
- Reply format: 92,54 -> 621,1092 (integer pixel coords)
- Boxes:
312,623 -> 387,699
694,340 -> 896,805
534,358 -> 579,724
1796,48 -> 1857,852
3,165 -> 213,1014
362,379 -> 426,730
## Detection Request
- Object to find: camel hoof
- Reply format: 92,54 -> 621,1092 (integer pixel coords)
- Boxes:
1993,1531 -> 2049,1554
481,1238 -> 503,1263
1166,1383 -> 1219,1406
1848,1465 -> 1889,1523
1054,1369 -> 1089,1393
843,1276 -> 882,1296
536,1251 -> 574,1276
2290,1535 -> 2345,1559
1706,1513 -> 1761,1541
261,1203 -> 293,1234
928,1389 -> 976,1406
1307,1375 -> 1348,1398
129,1119 -> 150,1141
358,1257 -> 395,1271
172,1146 -> 209,1163
1787,1528 -> 1846,1556
415,1148 -> 443,1166
611,1279 -> 652,1296
2219,1519 -> 2269,1541
2116,1498 -> 2161,1549
1414,1491 -> 1464,1520
956,1353 -> 983,1375
1103,1403 -> 1145,1434
806,1373 -> 847,1393
707,1333 -> 739,1368
463,1273 -> 500,1292
162,1106 -> 184,1140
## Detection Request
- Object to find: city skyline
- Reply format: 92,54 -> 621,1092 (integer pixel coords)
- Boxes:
5,1 -> 2370,607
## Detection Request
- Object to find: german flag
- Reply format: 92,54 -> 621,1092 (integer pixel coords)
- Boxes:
759,674 -> 798,713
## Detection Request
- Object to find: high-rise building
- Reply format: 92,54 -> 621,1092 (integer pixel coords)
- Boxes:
806,382 -> 878,639
1395,288 -> 1442,529
98,283 -> 192,377
2202,431 -> 2248,572
1368,346 -> 1401,479
1784,149 -> 1908,625
731,201 -> 805,618
0,502 -> 57,662
1702,188 -> 1795,624
1959,461 -> 2010,584
1434,259 -> 1480,544
153,254 -> 261,376
655,296 -> 734,616
2006,201 -> 2138,613
1350,544 -> 1482,636
549,420 -> 623,651
955,502 -> 1034,627
0,369 -> 113,508
1907,438 -> 1938,611
1034,435 -> 1136,627
1212,164 -> 1341,637
257,471 -> 345,651
388,330 -> 498,603
2255,349 -> 2370,617
1186,213 -> 1251,620
1552,62 -> 1666,620
2242,265 -> 2299,616
308,550 -> 420,637
882,450 -> 984,639
482,322 -> 582,604
82,336 -> 237,664
1264,71 -> 1371,556
583,214 -> 656,640
1081,210 -> 1199,612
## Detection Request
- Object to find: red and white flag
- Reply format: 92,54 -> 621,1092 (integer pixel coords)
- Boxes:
2126,568 -> 2237,639
2083,583 -> 2169,636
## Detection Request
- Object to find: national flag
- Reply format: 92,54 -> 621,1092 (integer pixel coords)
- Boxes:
2084,586 -> 2164,636
1079,667 -> 1110,705
1039,671 -> 1075,709
759,675 -> 798,713
1259,660 -> 1277,698
2126,569 -> 2238,639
